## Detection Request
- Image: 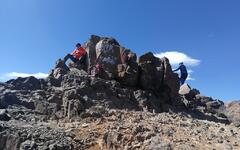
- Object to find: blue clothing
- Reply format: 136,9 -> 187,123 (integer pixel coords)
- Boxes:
174,64 -> 188,76
174,64 -> 188,85
180,73 -> 188,85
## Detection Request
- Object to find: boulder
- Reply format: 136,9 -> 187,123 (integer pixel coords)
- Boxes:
138,52 -> 163,91
179,84 -> 191,95
95,38 -> 122,79
120,47 -> 137,64
137,53 -> 180,105
225,100 -> 240,127
161,57 -> 180,99
179,84 -> 200,100
83,35 -> 121,74
115,47 -> 139,86
138,52 -> 161,65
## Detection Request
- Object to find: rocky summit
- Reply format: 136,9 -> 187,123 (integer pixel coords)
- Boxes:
0,35 -> 239,150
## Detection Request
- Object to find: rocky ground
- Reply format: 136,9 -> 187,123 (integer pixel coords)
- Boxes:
0,35 -> 239,150
1,109 -> 239,150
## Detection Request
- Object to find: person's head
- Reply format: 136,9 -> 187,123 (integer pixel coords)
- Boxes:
76,43 -> 81,48
179,62 -> 184,65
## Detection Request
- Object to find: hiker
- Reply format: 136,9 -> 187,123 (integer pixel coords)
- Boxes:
63,43 -> 87,65
173,62 -> 188,85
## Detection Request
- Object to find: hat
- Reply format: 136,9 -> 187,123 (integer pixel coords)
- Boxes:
76,43 -> 81,47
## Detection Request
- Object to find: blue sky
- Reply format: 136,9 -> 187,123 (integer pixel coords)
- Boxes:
0,0 -> 239,101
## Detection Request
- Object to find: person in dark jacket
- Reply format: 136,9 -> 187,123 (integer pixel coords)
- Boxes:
173,62 -> 188,85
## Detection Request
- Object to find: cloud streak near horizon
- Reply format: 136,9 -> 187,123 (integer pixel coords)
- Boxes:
0,72 -> 48,81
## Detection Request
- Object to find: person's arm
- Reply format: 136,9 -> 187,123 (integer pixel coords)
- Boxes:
173,66 -> 180,72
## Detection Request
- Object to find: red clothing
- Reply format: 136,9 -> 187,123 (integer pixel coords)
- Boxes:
71,47 -> 87,59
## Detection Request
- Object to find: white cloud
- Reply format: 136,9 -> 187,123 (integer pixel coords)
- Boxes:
0,72 -> 48,81
6,72 -> 48,78
154,51 -> 200,81
186,70 -> 195,81
154,51 -> 200,66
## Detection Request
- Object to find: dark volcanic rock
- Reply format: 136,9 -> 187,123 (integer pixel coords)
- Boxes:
0,122 -> 77,150
178,84 -> 228,123
0,92 -> 35,109
0,35 -> 235,150
6,76 -> 42,90
138,52 -> 163,91
116,62 -> 139,87
0,35 -> 227,122
0,109 -> 11,121
161,57 -> 180,100
138,52 -> 179,105
83,35 -> 101,69
95,38 -> 122,79
47,59 -> 70,87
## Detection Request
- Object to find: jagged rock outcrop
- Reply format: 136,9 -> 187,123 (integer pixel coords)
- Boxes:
35,35 -> 181,117
83,35 -> 179,95
178,84 -> 228,123
0,35 -> 229,120
138,52 -> 165,91
0,35 -> 238,149
47,59 -> 70,87
83,35 -> 122,79
138,53 -> 179,104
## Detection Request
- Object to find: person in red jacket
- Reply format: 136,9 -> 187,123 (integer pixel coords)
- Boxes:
63,43 -> 87,65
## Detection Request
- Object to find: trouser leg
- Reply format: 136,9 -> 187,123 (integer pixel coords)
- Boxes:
64,54 -> 78,63
180,74 -> 188,85
180,78 -> 185,85
63,54 -> 71,63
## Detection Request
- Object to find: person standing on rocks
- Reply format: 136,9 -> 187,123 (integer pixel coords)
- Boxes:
173,62 -> 188,85
63,43 -> 87,65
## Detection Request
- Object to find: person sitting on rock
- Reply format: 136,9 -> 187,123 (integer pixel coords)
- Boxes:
173,62 -> 188,85
63,43 -> 87,65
